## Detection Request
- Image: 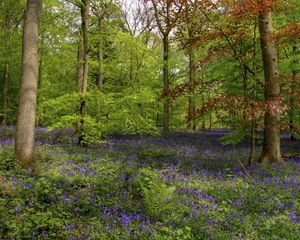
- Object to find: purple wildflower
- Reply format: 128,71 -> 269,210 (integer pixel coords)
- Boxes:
121,213 -> 131,227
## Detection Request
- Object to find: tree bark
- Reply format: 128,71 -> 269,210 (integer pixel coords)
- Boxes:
242,64 -> 247,125
77,32 -> 84,92
1,63 -> 9,126
38,32 -> 44,90
1,7 -> 11,126
163,34 -> 170,132
78,0 -> 90,145
15,0 -> 41,169
201,75 -> 205,131
97,17 -> 104,91
258,11 -> 283,164
187,49 -> 196,131
248,23 -> 258,166
80,0 -> 89,95
151,0 -> 172,133
209,112 -> 212,130
289,45 -> 297,140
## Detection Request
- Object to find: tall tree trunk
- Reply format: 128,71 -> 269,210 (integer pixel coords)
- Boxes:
35,32 -> 44,127
248,23 -> 258,166
187,49 -> 196,131
201,73 -> 205,131
163,34 -> 170,132
75,38 -> 84,132
1,10 -> 10,126
95,18 -> 104,123
97,17 -> 104,91
129,48 -> 134,82
1,63 -> 9,126
150,0 -> 173,132
77,31 -> 84,92
209,112 -> 212,130
239,42 -> 248,125
136,56 -> 142,91
258,11 -> 282,164
81,0 -> 89,95
78,0 -> 89,145
242,64 -> 247,125
15,0 -> 41,169
289,45 -> 297,140
38,32 -> 44,90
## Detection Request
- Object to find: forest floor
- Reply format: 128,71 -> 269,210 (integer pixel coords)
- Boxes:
0,127 -> 299,239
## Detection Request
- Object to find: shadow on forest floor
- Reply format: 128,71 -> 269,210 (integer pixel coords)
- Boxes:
1,127 -> 300,173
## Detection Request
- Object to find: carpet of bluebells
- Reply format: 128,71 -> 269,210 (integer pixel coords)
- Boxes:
0,126 -> 300,239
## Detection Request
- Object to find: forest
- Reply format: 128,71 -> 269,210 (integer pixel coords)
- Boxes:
0,0 -> 299,239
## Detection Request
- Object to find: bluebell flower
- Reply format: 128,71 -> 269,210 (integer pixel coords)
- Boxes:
68,234 -> 76,240
64,223 -> 75,231
121,213 -> 131,227
134,213 -> 142,221
278,203 -> 284,209
61,193 -> 68,200
288,210 -> 299,224
14,206 -> 20,212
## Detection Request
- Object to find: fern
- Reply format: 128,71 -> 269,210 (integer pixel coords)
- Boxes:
135,168 -> 176,220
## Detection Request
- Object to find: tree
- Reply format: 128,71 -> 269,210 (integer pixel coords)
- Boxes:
121,0 -> 154,90
0,0 -> 23,125
150,0 -> 181,132
76,0 -> 90,144
176,0 -> 204,131
258,4 -> 283,164
15,0 -> 42,169
79,0 -> 90,95
91,0 -> 120,91
274,0 -> 300,140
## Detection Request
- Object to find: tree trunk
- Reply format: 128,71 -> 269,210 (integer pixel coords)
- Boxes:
187,49 -> 196,131
209,112 -> 212,130
150,0 -> 172,132
258,11 -> 283,164
242,64 -> 247,125
78,0 -> 89,145
38,32 -> 44,90
81,0 -> 89,94
129,49 -> 133,82
1,63 -> 9,126
97,17 -> 104,91
163,34 -> 170,132
238,42 -> 248,126
77,32 -> 84,92
248,23 -> 258,166
1,8 -> 11,126
35,32 -> 44,127
15,0 -> 41,169
201,73 -> 205,131
289,45 -> 297,140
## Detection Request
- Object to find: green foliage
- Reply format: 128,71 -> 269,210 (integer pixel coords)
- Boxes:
102,90 -> 158,135
0,146 -> 20,173
220,128 -> 249,145
0,146 -> 122,239
0,0 -> 23,124
157,226 -> 192,240
1,132 -> 300,239
38,93 -> 81,127
134,168 -> 180,221
38,88 -> 159,143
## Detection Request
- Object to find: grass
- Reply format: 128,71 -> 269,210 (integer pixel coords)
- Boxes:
0,127 -> 299,239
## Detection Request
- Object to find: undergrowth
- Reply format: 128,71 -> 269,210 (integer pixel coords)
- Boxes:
0,132 -> 300,239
